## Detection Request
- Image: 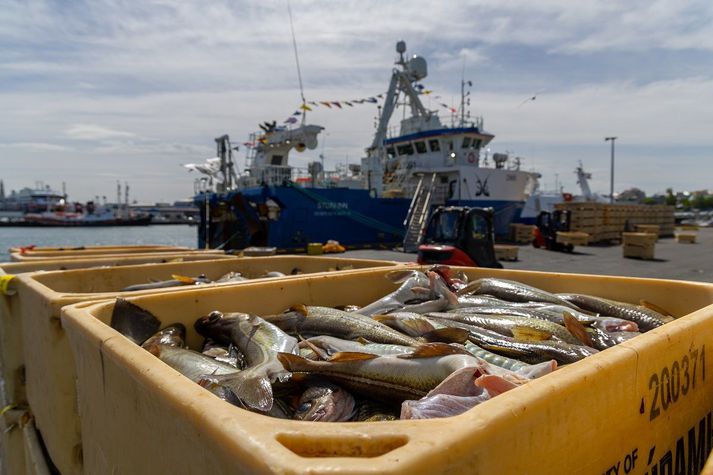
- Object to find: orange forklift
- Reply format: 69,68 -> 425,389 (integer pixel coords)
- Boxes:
532,210 -> 574,252
416,206 -> 502,268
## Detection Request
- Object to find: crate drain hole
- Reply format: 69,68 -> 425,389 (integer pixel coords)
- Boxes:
276,433 -> 408,458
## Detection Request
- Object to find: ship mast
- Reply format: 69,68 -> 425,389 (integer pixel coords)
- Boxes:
369,41 -> 430,150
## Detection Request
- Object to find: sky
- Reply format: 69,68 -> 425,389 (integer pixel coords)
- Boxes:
1,0 -> 713,203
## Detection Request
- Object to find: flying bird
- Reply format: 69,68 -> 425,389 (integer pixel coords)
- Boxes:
517,90 -> 545,108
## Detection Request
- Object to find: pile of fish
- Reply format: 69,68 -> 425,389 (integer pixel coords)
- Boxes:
120,271 -> 289,291
111,266 -> 674,422
120,265 -> 356,292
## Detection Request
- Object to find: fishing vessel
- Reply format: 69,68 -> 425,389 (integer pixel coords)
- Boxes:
193,42 -> 539,252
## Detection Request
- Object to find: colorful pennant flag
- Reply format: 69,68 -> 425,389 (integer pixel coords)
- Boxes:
299,104 -> 312,111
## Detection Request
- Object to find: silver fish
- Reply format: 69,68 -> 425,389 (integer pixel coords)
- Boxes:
145,344 -> 239,404
194,311 -> 299,411
294,382 -> 355,422
278,345 -> 480,403
557,293 -> 670,332
456,278 -> 581,310
357,270 -> 432,316
263,305 -> 419,346
428,312 -> 581,345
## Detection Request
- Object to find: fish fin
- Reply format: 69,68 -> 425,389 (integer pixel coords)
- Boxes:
355,337 -> 371,345
411,286 -> 431,296
511,326 -> 551,341
328,352 -> 379,362
398,343 -> 464,359
563,312 -> 594,347
276,352 -> 308,370
480,344 -> 530,357
420,328 -> 470,344
289,304 -> 309,317
639,300 -> 673,318
385,269 -> 418,284
201,366 -> 273,412
110,298 -> 161,345
143,343 -> 160,357
371,314 -> 392,322
455,280 -> 482,296
299,338 -> 330,360
171,274 -> 196,284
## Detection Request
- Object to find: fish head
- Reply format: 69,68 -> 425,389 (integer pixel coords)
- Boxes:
194,311 -> 251,341
294,383 -> 355,422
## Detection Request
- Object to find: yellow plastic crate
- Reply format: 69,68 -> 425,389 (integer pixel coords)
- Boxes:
8,244 -> 189,255
0,253 -> 237,403
5,256 -> 401,474
9,247 -> 220,262
61,267 -> 713,475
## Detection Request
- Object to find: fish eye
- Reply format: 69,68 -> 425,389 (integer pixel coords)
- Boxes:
207,311 -> 222,323
297,402 -> 312,413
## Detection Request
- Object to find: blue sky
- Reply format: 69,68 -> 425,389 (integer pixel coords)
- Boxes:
1,0 -> 712,202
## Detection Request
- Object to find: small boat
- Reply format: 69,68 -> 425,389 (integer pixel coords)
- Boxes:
6,210 -> 152,227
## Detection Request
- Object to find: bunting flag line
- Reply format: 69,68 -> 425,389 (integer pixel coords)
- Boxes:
280,87 -> 458,126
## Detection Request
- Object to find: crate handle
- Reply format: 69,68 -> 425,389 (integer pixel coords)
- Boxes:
275,431 -> 409,458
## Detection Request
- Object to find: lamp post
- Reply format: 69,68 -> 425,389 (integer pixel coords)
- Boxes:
605,137 -> 617,203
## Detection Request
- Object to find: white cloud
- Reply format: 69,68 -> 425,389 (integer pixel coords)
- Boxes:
1,0 -> 712,200
0,142 -> 72,151
64,124 -> 137,140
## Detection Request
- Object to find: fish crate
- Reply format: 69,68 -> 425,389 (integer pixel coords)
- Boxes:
509,224 -> 534,244
555,231 -> 590,246
0,252 -> 238,407
494,244 -> 518,261
9,244 -> 189,256
676,233 -> 697,244
60,267 -> 713,475
622,233 -> 657,260
8,244 -> 194,261
1,407 -> 52,475
634,224 -> 661,239
3,256 -> 402,474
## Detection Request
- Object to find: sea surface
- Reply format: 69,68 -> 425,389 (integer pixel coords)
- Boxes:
0,225 -> 197,261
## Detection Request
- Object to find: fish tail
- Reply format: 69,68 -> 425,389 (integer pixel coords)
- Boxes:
201,365 -> 274,411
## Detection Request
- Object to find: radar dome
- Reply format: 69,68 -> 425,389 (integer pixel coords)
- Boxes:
406,55 -> 427,81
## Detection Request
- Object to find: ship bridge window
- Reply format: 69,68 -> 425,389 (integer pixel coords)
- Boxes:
270,155 -> 283,165
462,137 -> 472,149
428,139 -> 440,152
414,141 -> 427,154
396,143 -> 414,156
472,139 -> 482,149
386,146 -> 396,159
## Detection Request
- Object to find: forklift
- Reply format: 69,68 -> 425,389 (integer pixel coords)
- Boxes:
417,206 -> 502,268
532,209 -> 574,252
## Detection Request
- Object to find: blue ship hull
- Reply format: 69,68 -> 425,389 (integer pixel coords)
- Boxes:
195,185 -> 524,251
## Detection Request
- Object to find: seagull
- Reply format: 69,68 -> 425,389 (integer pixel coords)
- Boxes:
517,90 -> 545,108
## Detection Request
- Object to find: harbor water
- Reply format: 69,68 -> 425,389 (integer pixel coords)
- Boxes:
0,225 -> 197,261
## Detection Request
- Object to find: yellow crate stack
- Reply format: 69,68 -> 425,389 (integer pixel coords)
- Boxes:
554,202 -> 675,244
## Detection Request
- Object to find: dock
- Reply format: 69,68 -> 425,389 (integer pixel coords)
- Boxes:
342,227 -> 713,283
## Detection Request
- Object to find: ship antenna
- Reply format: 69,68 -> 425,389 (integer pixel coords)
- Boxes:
287,0 -> 307,124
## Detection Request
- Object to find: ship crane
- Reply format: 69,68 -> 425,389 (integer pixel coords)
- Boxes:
575,161 -> 594,201
369,41 -> 430,150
